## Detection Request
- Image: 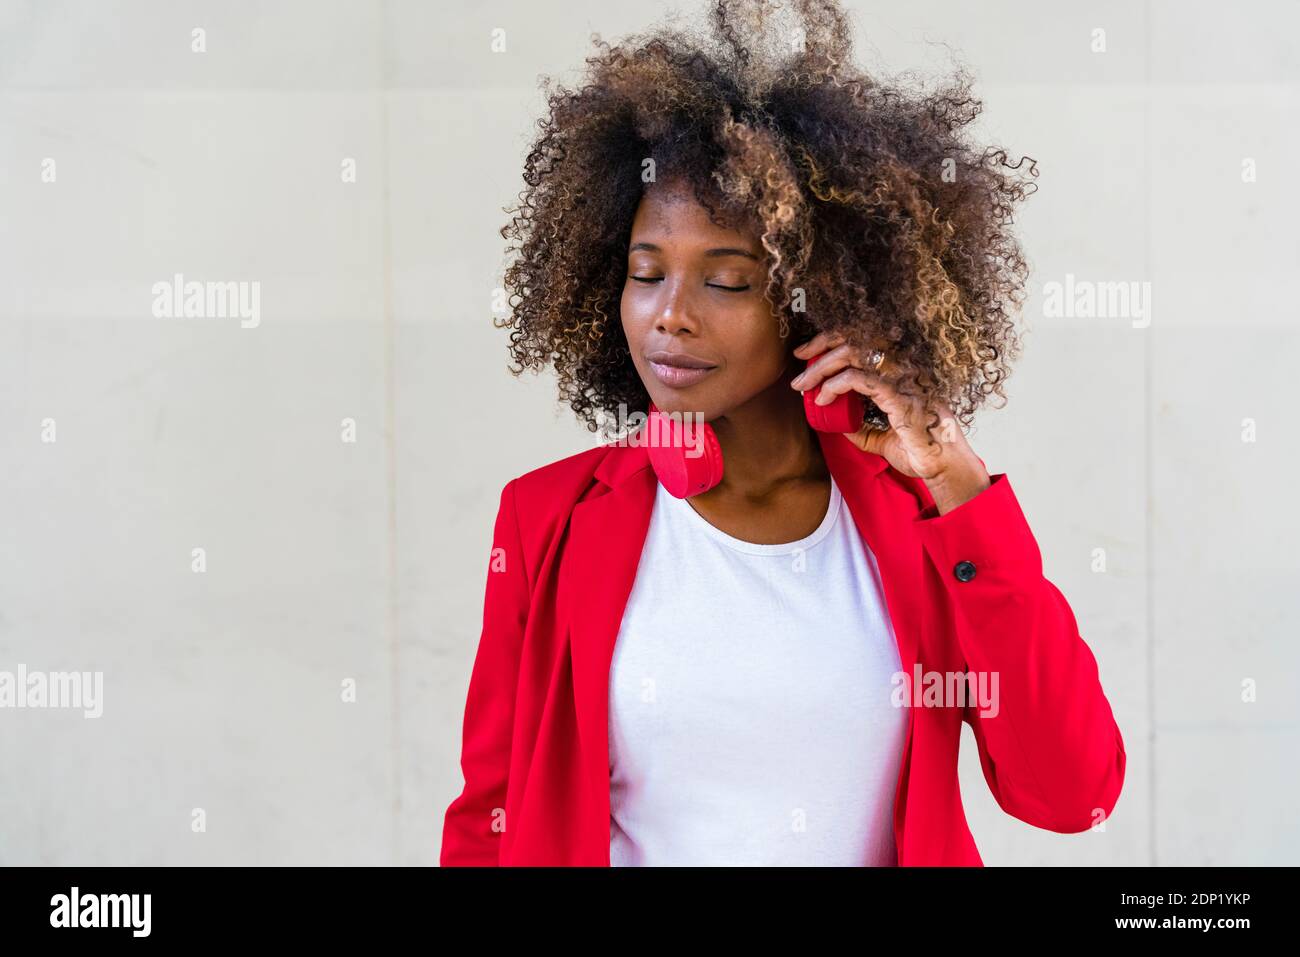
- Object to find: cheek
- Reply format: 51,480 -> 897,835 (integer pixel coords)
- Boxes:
731,310 -> 787,375
619,286 -> 644,339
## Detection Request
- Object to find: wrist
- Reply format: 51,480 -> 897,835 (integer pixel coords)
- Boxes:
924,456 -> 991,515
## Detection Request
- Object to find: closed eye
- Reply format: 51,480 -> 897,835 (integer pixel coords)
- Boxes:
627,276 -> 750,292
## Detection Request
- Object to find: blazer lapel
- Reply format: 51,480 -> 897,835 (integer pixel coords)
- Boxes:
562,442 -> 658,860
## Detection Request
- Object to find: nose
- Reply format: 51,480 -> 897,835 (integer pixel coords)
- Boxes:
654,278 -> 700,335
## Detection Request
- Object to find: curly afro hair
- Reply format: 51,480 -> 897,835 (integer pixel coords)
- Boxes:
496,0 -> 1038,437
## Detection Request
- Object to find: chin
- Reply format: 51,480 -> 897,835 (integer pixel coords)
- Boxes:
646,391 -> 729,421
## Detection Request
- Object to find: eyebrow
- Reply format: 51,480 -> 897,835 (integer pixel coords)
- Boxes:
628,241 -> 760,261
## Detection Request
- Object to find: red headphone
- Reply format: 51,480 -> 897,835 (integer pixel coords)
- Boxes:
645,353 -> 865,498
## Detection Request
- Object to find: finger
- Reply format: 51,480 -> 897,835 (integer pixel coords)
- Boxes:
791,334 -> 819,358
848,426 -> 922,477
866,344 -> 891,376
813,366 -> 894,406
792,329 -> 845,359
853,426 -> 892,458
791,342 -> 859,391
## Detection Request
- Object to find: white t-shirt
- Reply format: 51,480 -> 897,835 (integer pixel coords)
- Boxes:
608,474 -> 909,866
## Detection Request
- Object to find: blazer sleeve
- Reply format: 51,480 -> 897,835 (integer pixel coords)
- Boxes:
440,479 -> 530,865
913,471 -> 1127,834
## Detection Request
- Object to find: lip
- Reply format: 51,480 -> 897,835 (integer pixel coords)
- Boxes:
646,350 -> 716,369
646,350 -> 718,389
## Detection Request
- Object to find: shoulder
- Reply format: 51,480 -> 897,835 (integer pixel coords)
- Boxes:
503,440 -> 635,520
489,442 -> 643,570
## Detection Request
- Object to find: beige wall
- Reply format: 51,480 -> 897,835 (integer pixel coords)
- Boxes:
1,0 -> 1296,865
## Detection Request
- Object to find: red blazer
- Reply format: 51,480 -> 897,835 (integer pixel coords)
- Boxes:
440,428 -> 1126,866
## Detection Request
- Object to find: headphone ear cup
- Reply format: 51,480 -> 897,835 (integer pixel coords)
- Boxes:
801,353 -> 866,433
803,385 -> 866,433
645,404 -> 724,498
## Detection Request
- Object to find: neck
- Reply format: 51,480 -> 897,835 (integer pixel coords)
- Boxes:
701,367 -> 829,502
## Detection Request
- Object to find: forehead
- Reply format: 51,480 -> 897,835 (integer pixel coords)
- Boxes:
630,179 -> 754,244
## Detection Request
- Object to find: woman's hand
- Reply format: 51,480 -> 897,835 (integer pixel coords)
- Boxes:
791,331 -> 992,514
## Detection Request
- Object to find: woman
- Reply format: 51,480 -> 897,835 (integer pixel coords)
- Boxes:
440,0 -> 1125,866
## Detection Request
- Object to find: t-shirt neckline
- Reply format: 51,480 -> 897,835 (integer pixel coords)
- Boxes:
664,476 -> 843,555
